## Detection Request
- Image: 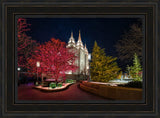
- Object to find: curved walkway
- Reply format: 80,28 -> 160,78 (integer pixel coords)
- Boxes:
18,83 -> 107,100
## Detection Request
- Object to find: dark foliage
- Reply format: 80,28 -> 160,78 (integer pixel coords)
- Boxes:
115,24 -> 143,65
118,81 -> 142,88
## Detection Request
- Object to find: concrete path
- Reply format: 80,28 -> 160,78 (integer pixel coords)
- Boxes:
18,83 -> 107,100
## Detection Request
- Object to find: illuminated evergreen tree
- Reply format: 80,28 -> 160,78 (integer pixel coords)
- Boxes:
90,41 -> 106,82
90,41 -> 120,82
117,71 -> 122,79
104,56 -> 120,81
130,53 -> 142,81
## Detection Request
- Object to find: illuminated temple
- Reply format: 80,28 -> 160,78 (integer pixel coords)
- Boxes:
66,30 -> 90,76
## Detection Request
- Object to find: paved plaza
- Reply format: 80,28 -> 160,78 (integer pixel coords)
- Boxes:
18,83 -> 107,100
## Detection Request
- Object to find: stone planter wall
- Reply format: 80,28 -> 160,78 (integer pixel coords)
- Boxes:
80,81 -> 143,100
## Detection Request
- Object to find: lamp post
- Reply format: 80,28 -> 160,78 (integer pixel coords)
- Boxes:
17,67 -> 21,86
17,67 -> 21,78
36,61 -> 40,81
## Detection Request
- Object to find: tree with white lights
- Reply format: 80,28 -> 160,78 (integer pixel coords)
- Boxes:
90,41 -> 120,82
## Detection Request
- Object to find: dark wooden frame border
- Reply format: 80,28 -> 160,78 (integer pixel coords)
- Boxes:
0,0 -> 159,118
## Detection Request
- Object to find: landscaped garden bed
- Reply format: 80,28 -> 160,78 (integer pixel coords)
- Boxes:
33,79 -> 76,92
33,83 -> 73,92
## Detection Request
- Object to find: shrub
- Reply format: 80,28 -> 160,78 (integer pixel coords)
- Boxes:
49,82 -> 56,88
72,80 -> 76,83
65,79 -> 74,83
118,81 -> 142,88
57,82 -> 63,87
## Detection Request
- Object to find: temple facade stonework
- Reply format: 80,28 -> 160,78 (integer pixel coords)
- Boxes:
66,31 -> 89,76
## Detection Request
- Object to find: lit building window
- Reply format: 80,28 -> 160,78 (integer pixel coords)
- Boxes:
88,53 -> 91,60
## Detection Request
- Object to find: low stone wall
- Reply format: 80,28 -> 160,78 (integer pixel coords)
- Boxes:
65,74 -> 77,80
80,81 -> 143,100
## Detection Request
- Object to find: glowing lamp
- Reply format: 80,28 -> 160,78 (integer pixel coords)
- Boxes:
17,67 -> 21,71
36,61 -> 40,67
67,71 -> 72,74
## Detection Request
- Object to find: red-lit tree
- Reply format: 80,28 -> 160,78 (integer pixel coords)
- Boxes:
17,18 -> 38,68
27,38 -> 78,82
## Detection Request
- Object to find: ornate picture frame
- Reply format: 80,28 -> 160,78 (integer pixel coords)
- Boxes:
0,0 -> 159,118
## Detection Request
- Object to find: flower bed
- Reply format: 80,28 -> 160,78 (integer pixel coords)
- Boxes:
33,83 -> 73,92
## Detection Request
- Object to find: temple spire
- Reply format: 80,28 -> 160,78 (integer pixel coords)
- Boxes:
71,31 -> 73,38
67,31 -> 75,48
77,30 -> 84,49
85,44 -> 86,48
78,30 -> 81,41
84,43 -> 88,54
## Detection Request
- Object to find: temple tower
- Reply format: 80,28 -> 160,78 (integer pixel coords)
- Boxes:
66,30 -> 89,76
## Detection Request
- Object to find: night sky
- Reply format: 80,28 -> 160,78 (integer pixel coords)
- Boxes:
27,18 -> 141,61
